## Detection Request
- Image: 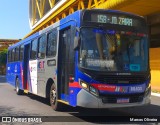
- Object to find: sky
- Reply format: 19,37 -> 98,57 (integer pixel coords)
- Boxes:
0,0 -> 31,39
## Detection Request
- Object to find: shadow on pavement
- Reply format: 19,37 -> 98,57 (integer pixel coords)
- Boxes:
25,93 -> 160,123
0,106 -> 39,116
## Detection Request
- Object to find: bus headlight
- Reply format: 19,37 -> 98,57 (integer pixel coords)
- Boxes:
80,81 -> 89,90
80,80 -> 99,96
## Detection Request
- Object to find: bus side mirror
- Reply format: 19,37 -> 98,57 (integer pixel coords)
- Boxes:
74,36 -> 80,50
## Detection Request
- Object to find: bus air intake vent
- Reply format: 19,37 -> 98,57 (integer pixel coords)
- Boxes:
93,74 -> 148,84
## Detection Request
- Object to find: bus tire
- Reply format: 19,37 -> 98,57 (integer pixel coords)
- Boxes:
50,83 -> 62,111
15,78 -> 23,95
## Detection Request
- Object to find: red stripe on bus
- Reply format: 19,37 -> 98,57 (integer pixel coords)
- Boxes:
20,64 -> 24,88
92,84 -> 117,92
69,82 -> 81,88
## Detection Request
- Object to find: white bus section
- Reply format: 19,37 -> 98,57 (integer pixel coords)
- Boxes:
29,60 -> 38,94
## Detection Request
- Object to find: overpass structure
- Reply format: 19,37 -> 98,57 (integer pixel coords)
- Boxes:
0,39 -> 19,52
28,0 -> 160,37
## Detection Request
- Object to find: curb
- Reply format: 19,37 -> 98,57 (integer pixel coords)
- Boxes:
151,92 -> 160,97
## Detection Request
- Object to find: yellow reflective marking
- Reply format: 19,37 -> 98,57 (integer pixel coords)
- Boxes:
57,100 -> 69,105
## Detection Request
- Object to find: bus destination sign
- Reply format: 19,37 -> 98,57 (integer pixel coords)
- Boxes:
90,14 -> 139,27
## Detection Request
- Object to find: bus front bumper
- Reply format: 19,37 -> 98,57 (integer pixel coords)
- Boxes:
77,89 -> 151,108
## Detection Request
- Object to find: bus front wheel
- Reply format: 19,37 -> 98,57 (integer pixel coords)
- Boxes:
15,78 -> 23,95
50,83 -> 62,111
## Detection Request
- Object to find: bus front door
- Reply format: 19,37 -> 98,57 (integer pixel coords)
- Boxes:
58,27 -> 74,101
23,44 -> 30,92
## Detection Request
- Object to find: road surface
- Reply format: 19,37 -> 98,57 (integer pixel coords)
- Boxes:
0,75 -> 159,125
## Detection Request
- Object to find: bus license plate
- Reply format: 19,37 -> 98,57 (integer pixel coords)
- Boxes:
117,98 -> 129,103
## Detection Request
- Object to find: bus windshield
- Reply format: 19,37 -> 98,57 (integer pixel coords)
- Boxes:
79,27 -> 148,72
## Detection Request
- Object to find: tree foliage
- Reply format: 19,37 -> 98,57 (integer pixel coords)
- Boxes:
0,49 -> 7,65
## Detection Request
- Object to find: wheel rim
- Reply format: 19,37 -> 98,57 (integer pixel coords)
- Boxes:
50,86 -> 56,106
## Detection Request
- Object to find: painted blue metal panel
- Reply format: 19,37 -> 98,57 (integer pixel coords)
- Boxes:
6,62 -> 23,89
61,94 -> 69,102
59,10 -> 81,30
69,87 -> 81,107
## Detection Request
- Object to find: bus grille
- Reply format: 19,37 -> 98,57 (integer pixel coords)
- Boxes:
101,93 -> 144,103
93,74 -> 149,84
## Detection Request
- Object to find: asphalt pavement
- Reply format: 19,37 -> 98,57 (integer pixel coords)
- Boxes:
0,75 -> 160,125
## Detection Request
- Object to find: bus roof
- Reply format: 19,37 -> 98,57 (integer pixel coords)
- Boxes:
8,9 -> 143,51
8,32 -> 39,50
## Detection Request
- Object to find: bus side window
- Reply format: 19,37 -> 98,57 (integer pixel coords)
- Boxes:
19,45 -> 24,61
12,49 -> 15,62
8,50 -> 11,62
47,31 -> 57,57
30,39 -> 38,60
15,47 -> 19,61
38,35 -> 46,58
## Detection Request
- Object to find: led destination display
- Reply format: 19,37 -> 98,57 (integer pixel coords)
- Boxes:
82,11 -> 144,27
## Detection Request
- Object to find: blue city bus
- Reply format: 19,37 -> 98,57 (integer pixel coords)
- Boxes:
6,9 -> 151,111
